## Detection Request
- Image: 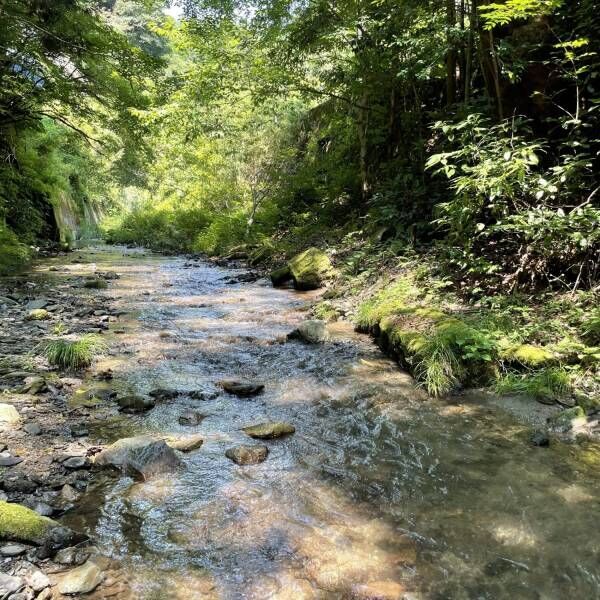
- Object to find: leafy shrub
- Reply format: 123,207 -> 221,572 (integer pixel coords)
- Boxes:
0,224 -> 31,276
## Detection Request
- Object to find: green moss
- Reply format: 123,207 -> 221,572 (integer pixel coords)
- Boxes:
356,279 -> 419,328
501,343 -> 555,367
288,247 -> 334,290
26,308 -> 50,321
0,224 -> 31,276
270,265 -> 292,286
0,500 -> 56,543
313,301 -> 340,322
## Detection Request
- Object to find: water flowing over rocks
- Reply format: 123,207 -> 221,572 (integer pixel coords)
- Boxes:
93,436 -> 181,480
288,319 -> 330,343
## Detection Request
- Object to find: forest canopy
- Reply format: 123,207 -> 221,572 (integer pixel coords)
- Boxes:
0,0 -> 598,294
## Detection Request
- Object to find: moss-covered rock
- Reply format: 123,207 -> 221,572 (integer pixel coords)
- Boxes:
501,344 -> 555,367
26,308 -> 50,321
288,247 -> 334,290
0,501 -> 58,544
270,265 -> 292,286
548,406 -> 586,432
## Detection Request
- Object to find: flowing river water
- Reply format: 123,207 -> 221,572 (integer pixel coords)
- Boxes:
40,246 -> 599,599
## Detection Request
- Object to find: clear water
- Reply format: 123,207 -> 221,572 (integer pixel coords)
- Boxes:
45,246 -> 600,599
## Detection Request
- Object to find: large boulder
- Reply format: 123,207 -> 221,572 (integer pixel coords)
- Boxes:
288,320 -> 330,344
288,248 -> 334,290
93,436 -> 182,480
271,248 -> 334,290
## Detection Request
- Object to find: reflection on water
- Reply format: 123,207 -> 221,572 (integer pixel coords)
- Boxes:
51,247 -> 600,599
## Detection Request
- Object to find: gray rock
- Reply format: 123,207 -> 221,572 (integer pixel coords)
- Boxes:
220,380 -> 264,397
530,430 -> 550,447
63,456 -> 90,470
26,299 -> 48,310
60,484 -> 80,503
70,424 -> 89,437
0,543 -> 30,557
241,422 -> 296,439
0,573 -> 24,597
23,422 -> 42,436
3,474 -> 36,493
0,451 -> 23,467
149,388 -> 181,401
57,561 -> 104,595
25,568 -> 50,592
225,445 -> 269,465
178,410 -> 205,426
55,546 -> 90,566
20,376 -> 47,395
116,394 -> 155,413
287,320 -> 330,344
94,436 -> 182,480
0,296 -> 18,306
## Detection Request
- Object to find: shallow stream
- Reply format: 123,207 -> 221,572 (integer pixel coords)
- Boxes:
43,246 -> 600,599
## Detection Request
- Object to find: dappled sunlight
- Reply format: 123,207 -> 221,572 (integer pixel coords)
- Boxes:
54,247 -> 600,599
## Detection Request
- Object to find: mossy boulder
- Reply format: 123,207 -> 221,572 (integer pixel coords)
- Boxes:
288,247 -> 334,290
26,308 -> 50,321
270,265 -> 292,287
502,344 -> 555,367
0,501 -> 62,545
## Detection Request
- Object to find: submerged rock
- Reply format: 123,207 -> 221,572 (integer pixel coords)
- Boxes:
178,410 -> 205,426
94,436 -> 182,480
116,394 -> 155,413
58,561 -> 104,595
548,406 -> 586,432
270,265 -> 292,287
55,546 -> 90,566
149,388 -> 181,401
220,380 -> 264,397
225,445 -> 269,465
167,434 -> 204,453
242,422 -> 295,439
288,319 -> 330,344
530,430 -> 550,447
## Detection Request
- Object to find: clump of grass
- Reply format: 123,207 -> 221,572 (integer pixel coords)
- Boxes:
83,277 -> 107,289
495,367 -> 571,402
356,278 -> 419,328
42,334 -> 106,370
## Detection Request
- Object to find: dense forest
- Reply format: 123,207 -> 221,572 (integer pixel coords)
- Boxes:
1,0 -> 599,398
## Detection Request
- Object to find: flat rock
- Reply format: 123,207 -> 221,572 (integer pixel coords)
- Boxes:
149,388 -> 181,401
167,434 -> 204,453
21,376 -> 47,394
58,561 -> 104,595
26,568 -> 50,592
225,445 -> 269,465
0,542 -> 30,556
26,299 -> 48,310
0,573 -> 24,597
94,436 -> 182,480
116,394 -> 155,413
178,410 -> 205,426
0,451 -> 23,467
220,380 -> 264,397
242,422 -> 295,439
288,320 -> 330,343
63,456 -> 90,469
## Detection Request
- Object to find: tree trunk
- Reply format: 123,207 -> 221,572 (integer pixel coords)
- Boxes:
446,0 -> 457,105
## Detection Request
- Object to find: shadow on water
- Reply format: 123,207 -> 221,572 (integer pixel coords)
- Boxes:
45,246 -> 600,599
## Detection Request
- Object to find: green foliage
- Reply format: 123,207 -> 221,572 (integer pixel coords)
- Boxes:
495,367 -> 571,401
42,335 -> 107,370
0,223 -> 31,275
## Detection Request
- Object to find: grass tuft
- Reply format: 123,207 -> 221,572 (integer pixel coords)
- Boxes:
495,367 -> 571,402
42,334 -> 106,370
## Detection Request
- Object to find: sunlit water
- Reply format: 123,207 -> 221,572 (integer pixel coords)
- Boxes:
41,246 -> 600,599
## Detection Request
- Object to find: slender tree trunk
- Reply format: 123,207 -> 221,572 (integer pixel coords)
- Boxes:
446,0 -> 457,105
356,90 -> 370,201
464,0 -> 476,102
